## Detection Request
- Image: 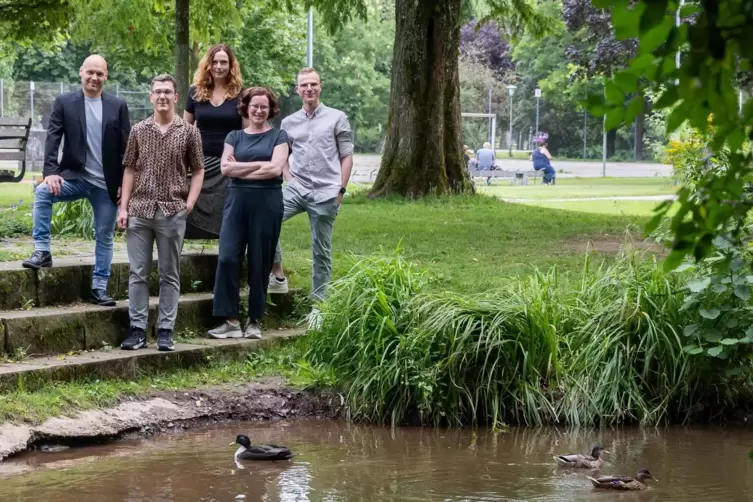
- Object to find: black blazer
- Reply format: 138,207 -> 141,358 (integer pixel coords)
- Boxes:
43,90 -> 131,204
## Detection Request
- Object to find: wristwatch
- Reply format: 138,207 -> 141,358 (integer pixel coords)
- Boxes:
339,186 -> 347,195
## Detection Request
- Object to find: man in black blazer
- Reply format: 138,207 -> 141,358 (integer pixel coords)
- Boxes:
22,55 -> 131,306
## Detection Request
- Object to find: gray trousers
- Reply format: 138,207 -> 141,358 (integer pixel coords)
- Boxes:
274,184 -> 339,301
127,208 -> 187,330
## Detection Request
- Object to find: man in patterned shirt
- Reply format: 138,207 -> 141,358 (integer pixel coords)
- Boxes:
116,74 -> 205,352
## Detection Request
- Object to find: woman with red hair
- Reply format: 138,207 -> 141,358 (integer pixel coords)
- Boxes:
183,43 -> 246,238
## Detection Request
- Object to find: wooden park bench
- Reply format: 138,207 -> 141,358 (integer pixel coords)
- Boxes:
468,169 -> 544,185
0,117 -> 32,183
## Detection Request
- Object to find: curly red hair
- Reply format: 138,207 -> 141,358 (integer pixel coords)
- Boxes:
191,43 -> 243,102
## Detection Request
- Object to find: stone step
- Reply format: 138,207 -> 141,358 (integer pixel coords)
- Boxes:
0,328 -> 303,392
0,290 -> 304,357
0,252 -> 219,310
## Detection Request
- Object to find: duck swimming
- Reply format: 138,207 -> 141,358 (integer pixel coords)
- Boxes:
553,445 -> 609,469
231,434 -> 294,464
587,468 -> 656,491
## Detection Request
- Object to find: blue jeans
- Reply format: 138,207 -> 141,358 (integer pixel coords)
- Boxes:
32,178 -> 117,291
535,164 -> 556,184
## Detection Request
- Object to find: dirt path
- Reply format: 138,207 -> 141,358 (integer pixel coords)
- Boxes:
0,380 -> 340,461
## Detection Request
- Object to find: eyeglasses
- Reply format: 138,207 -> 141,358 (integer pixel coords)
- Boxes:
249,104 -> 270,111
152,90 -> 175,96
297,83 -> 319,90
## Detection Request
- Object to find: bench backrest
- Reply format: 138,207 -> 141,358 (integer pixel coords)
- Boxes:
0,117 -> 32,162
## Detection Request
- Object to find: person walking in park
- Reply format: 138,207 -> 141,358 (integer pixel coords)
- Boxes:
268,67 -> 354,328
207,87 -> 289,340
532,133 -> 556,185
182,43 -> 246,239
22,55 -> 131,307
117,74 -> 205,352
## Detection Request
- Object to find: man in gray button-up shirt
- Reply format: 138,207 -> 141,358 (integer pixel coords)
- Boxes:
269,67 -> 354,325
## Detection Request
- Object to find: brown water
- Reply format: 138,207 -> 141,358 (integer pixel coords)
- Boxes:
0,421 -> 751,501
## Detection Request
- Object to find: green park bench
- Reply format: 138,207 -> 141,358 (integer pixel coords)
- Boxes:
0,117 -> 32,183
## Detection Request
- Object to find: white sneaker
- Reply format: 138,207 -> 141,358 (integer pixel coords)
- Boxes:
268,273 -> 289,294
244,322 -> 262,339
208,321 -> 243,339
306,308 -> 323,330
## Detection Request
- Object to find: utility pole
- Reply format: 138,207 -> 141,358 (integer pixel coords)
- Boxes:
306,8 -> 314,66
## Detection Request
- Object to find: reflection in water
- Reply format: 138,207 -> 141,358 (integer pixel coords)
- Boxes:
0,421 -> 752,501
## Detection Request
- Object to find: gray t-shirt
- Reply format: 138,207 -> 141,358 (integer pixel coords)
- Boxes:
224,128 -> 288,188
476,148 -> 496,169
83,95 -> 106,189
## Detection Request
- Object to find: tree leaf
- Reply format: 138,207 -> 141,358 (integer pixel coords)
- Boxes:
605,106 -> 625,130
683,344 -> 704,355
734,285 -> 751,301
720,338 -> 740,345
639,17 -> 674,54
687,277 -> 711,292
666,103 -> 687,134
707,346 -> 724,357
683,323 -> 699,337
712,284 -> 729,293
605,80 -> 625,105
699,308 -> 720,319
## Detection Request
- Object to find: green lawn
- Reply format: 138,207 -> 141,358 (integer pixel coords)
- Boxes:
0,180 -> 655,293
279,193 -> 648,294
479,176 -> 678,200
523,199 -> 673,216
0,182 -> 32,208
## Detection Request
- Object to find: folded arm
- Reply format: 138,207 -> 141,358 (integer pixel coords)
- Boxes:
242,142 -> 290,180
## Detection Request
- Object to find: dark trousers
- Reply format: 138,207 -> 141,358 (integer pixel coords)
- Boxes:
213,186 -> 283,322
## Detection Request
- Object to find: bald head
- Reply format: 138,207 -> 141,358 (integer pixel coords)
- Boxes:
80,54 -> 108,98
82,54 -> 107,71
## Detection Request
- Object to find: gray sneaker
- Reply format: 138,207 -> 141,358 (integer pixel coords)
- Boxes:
244,322 -> 262,339
268,273 -> 289,294
208,321 -> 243,339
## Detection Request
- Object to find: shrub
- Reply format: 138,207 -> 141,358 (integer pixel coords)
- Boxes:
304,249 -> 745,428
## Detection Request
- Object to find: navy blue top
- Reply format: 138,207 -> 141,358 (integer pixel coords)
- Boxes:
224,128 -> 288,188
532,148 -> 551,170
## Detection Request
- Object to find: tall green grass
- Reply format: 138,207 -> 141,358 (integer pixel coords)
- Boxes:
304,250 -> 730,428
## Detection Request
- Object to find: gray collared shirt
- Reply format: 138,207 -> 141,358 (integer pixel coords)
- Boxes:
281,103 -> 354,203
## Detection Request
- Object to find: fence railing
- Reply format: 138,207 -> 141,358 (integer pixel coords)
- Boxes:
0,79 -> 152,171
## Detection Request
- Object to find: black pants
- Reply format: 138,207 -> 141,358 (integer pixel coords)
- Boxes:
213,186 -> 283,322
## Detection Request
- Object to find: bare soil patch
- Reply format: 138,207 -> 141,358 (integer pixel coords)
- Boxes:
0,379 -> 341,461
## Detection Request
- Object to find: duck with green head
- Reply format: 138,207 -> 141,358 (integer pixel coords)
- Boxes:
587,468 -> 656,491
554,445 -> 609,469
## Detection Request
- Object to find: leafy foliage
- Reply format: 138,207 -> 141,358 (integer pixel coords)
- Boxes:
304,249 -> 746,427
589,0 -> 753,268
51,200 -> 96,239
678,234 -> 753,368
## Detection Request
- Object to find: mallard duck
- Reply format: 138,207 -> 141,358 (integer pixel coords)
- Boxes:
553,444 -> 609,469
587,468 -> 656,491
231,434 -> 294,462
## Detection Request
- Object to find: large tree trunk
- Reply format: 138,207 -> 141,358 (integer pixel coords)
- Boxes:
175,0 -> 190,111
370,0 -> 473,198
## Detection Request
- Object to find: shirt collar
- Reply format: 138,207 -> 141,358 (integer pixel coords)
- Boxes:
302,103 -> 324,119
147,114 -> 183,132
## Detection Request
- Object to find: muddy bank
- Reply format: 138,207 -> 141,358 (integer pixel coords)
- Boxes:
0,379 -> 341,461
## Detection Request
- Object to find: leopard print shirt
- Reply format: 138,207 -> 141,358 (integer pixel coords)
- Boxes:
123,115 -> 204,219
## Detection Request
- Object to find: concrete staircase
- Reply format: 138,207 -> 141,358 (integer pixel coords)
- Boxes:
0,253 -> 307,391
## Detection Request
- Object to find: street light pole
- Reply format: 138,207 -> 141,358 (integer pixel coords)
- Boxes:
534,88 -> 541,134
506,84 -> 517,157
306,8 -> 314,66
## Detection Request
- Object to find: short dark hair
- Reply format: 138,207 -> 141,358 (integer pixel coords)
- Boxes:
238,86 -> 280,119
151,74 -> 177,91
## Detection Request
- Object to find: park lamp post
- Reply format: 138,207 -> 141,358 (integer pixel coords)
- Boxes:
507,84 -> 517,157
535,88 -> 541,135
